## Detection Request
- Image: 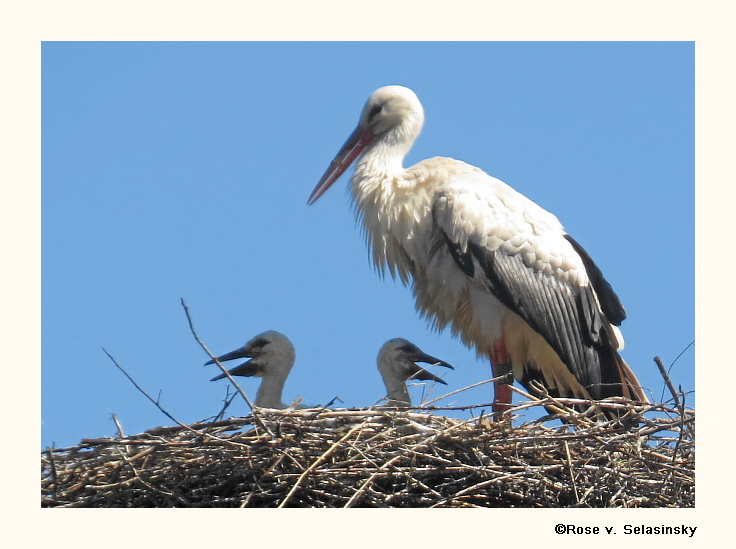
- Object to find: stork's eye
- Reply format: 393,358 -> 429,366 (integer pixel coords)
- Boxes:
366,104 -> 382,123
398,344 -> 417,354
249,337 -> 269,353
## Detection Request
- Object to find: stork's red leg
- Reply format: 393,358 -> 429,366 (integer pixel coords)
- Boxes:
490,338 -> 513,414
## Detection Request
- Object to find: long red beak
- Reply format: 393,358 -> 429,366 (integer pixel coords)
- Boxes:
307,124 -> 375,205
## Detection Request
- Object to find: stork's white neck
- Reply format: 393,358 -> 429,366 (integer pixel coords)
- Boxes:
350,150 -> 434,284
252,344 -> 294,409
384,385 -> 412,407
380,369 -> 413,406
352,135 -> 408,198
254,371 -> 288,409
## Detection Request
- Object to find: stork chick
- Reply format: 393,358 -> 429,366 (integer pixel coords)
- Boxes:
377,338 -> 454,407
207,330 -> 295,409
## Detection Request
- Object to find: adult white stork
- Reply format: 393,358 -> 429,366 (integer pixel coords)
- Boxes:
377,338 -> 454,407
308,85 -> 647,416
206,330 -> 296,409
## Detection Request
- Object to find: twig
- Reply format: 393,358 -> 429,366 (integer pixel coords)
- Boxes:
111,414 -> 126,438
657,341 -> 693,400
670,389 -> 687,467
103,347 -> 185,428
212,386 -> 238,422
654,356 -> 682,410
564,440 -> 580,504
179,298 -> 254,412
421,376 -> 500,407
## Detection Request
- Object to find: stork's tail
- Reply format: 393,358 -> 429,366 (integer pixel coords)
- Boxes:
581,351 -> 649,424
615,354 -> 649,404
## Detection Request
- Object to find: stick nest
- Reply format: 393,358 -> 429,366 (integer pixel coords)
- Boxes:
41,397 -> 693,508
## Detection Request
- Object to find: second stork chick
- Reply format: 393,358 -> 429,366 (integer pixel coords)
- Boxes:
377,338 -> 454,407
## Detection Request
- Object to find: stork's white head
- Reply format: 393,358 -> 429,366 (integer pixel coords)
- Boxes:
307,85 -> 424,205
358,86 -> 424,143
377,338 -> 453,406
207,330 -> 295,382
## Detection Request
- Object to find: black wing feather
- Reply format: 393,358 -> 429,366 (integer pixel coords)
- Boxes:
440,230 -> 475,278
564,234 -> 626,325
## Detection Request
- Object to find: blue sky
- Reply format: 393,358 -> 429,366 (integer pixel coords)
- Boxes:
42,42 -> 694,449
